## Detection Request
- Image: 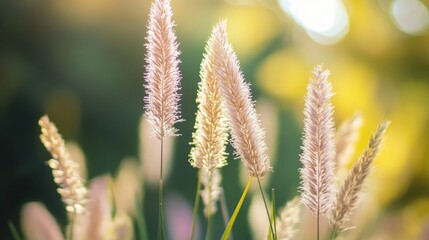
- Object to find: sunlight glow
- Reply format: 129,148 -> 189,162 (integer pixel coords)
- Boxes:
390,0 -> 429,35
279,0 -> 349,44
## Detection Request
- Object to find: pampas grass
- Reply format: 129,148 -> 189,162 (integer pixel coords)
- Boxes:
330,120 -> 390,234
299,65 -> 336,239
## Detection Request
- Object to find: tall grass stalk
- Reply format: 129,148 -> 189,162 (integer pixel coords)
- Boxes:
220,189 -> 232,240
68,211 -> 75,240
190,171 -> 202,240
256,177 -> 276,240
158,140 -> 165,240
143,0 -> 183,235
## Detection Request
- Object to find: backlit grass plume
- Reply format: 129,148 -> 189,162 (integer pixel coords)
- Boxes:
299,65 -> 336,239
330,120 -> 390,234
335,113 -> 363,175
39,115 -> 87,214
189,26 -> 229,171
189,24 -> 229,239
210,21 -> 271,178
144,0 -> 182,140
276,197 -> 301,240
209,20 -> 274,239
144,0 -> 182,238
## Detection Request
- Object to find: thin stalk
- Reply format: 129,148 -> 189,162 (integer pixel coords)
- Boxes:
317,206 -> 319,240
206,213 -> 214,240
221,177 -> 253,240
220,188 -> 232,240
331,229 -> 338,240
206,171 -> 213,240
190,171 -> 202,240
158,139 -> 165,240
8,221 -> 22,240
256,177 -> 276,240
68,210 -> 75,240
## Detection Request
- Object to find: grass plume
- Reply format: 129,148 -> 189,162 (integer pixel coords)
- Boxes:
299,65 -> 336,239
209,20 -> 274,239
330,120 -> 390,234
335,113 -> 363,175
144,0 -> 182,238
210,20 -> 271,178
39,115 -> 87,215
276,197 -> 301,240
144,0 -> 182,140
189,23 -> 229,171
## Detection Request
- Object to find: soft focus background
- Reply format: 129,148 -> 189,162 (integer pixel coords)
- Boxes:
1,0 -> 429,239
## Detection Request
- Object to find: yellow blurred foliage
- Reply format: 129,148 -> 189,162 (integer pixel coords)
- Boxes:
217,4 -> 281,58
256,49 -> 309,108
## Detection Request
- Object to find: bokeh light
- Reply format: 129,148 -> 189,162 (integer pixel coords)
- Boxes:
390,0 -> 429,35
279,0 -> 349,44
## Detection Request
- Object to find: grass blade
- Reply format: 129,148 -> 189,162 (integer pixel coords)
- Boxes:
267,188 -> 277,240
190,171 -> 202,240
8,221 -> 22,240
221,176 -> 253,240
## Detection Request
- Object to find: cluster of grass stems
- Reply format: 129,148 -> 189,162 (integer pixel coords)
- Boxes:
11,0 -> 391,239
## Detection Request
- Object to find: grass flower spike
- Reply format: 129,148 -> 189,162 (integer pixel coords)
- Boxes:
144,0 -> 182,238
335,113 -> 363,173
189,26 -> 229,171
144,0 -> 182,140
330,120 -> 390,233
210,21 -> 271,178
39,115 -> 87,214
209,21 -> 274,239
299,65 -> 336,239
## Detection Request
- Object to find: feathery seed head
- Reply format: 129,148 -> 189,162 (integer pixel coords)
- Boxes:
210,21 -> 272,178
144,0 -> 182,139
276,197 -> 302,240
330,120 -> 389,232
336,113 -> 363,170
299,65 -> 336,216
189,24 -> 229,171
39,115 -> 87,214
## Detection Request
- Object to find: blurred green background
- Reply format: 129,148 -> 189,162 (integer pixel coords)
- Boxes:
1,0 -> 429,239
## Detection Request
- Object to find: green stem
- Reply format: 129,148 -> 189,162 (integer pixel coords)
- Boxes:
221,176 -> 253,240
190,171 -> 202,240
271,188 -> 277,239
206,213 -> 213,240
158,139 -> 165,240
8,221 -> 22,240
256,177 -> 276,240
206,171 -> 213,240
219,188 -> 232,240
